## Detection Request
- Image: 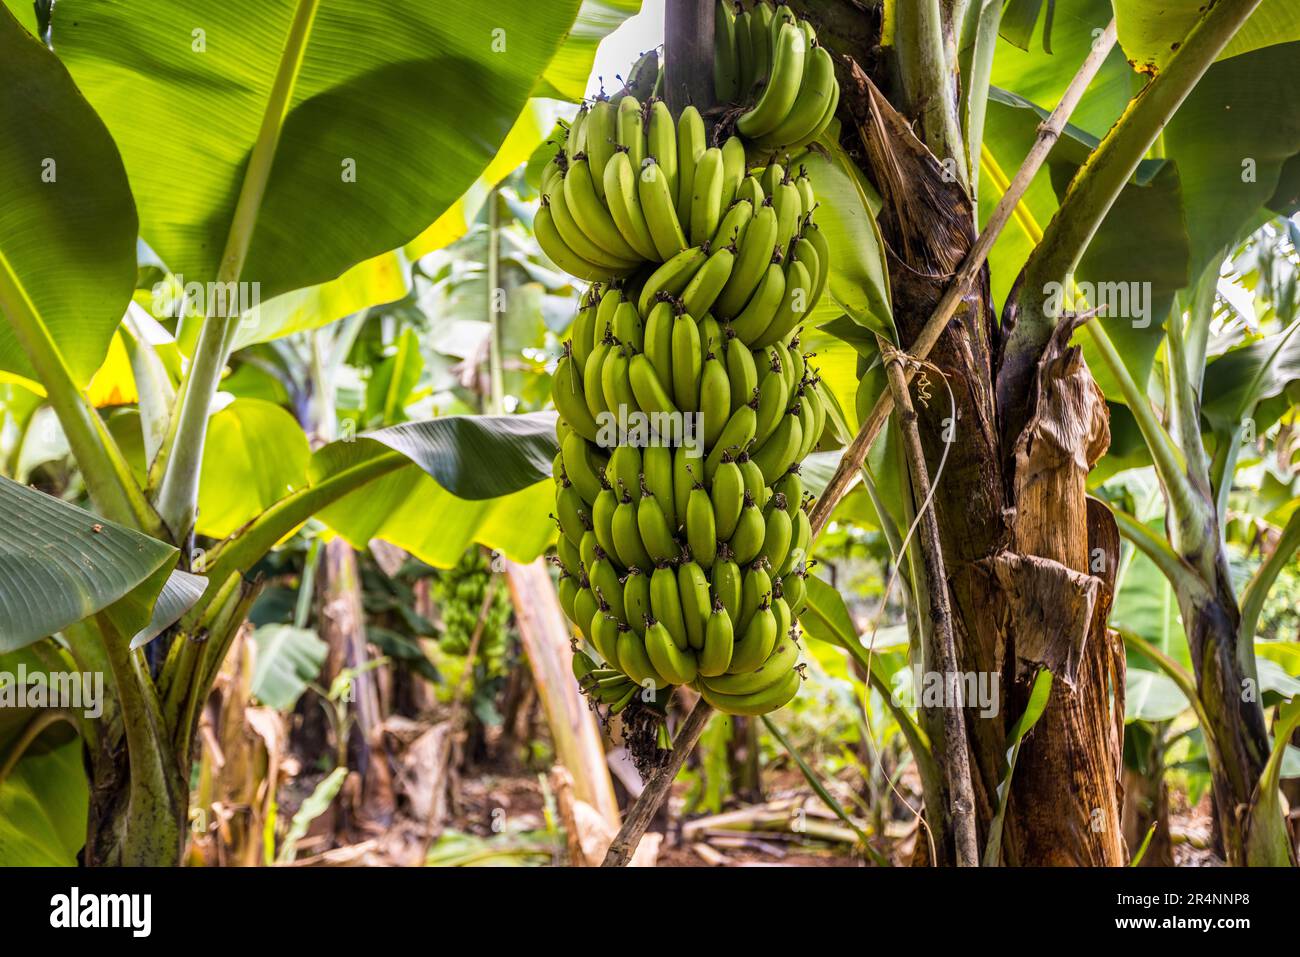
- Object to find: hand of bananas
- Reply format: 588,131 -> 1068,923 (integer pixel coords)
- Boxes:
540,23 -> 838,717
716,1 -> 840,153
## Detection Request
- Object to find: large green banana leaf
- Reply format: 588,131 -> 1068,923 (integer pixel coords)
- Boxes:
0,738 -> 88,866
1113,0 -> 1300,74
52,0 -> 583,307
0,7 -> 137,386
0,476 -> 177,650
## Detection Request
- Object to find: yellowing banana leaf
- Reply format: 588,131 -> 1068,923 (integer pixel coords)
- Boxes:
1114,0 -> 1300,75
54,0 -> 583,303
0,7 -> 138,386
0,475 -> 177,650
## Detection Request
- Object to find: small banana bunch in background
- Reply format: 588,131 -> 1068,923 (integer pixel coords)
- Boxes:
540,6 -> 842,720
715,1 -> 839,153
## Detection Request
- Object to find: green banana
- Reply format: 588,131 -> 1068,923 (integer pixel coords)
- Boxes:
778,505 -> 810,579
805,220 -> 831,308
715,203 -> 780,319
729,259 -> 786,344
728,599 -> 777,673
555,533 -> 582,579
704,400 -> 758,481
603,150 -> 660,261
710,451 -> 746,539
781,567 -> 807,618
607,445 -> 642,501
616,95 -> 645,171
561,431 -> 603,503
623,567 -> 651,636
638,158 -> 690,261
637,245 -> 706,315
573,580 -> 599,641
650,564 -> 689,650
556,480 -> 591,546
689,147 -> 725,247
589,552 -> 626,621
754,43 -> 836,150
698,668 -> 800,716
677,561 -> 712,650
748,2 -> 773,87
720,136 -> 747,209
617,626 -> 667,688
737,23 -> 806,138
552,347 -> 601,442
558,573 -> 580,624
612,484 -> 653,571
676,106 -> 707,232
629,352 -> 679,418
563,157 -> 642,262
711,544 -> 742,623
698,346 -> 732,449
736,8 -> 756,94
729,491 -> 764,564
591,484 -> 619,561
751,406 -> 803,485
760,497 -> 793,573
612,298 -> 644,352
713,0 -> 740,102
571,294 -> 598,370
681,243 -> 736,319
549,183 -> 640,273
725,334 -> 758,414
590,610 -> 622,668
699,597 -> 735,677
642,445 -> 677,531
637,477 -> 681,565
686,481 -> 718,571
645,617 -> 698,684
710,198 -> 753,252
736,449 -> 770,508
670,312 -> 703,413
702,626 -> 799,694
736,174 -> 765,209
643,299 -> 677,398
535,201 -> 616,282
752,258 -> 812,348
599,344 -> 639,421
646,99 -> 679,202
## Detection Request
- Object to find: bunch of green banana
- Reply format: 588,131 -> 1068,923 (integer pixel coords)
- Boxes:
715,1 -> 840,153
433,547 -> 513,677
543,101 -> 835,718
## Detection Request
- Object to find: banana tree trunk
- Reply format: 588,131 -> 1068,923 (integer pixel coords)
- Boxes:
504,558 -> 621,827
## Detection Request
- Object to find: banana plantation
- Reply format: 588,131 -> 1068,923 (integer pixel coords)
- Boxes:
2,0 -> 1299,888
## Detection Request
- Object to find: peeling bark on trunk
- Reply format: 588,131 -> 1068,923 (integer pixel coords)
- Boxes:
998,322 -> 1127,865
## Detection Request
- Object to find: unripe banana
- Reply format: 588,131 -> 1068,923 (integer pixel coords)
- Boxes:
556,480 -> 591,546
637,477 -> 681,565
704,400 -> 758,481
585,99 -> 618,198
637,246 -> 706,315
573,580 -> 599,641
555,533 -> 582,579
725,334 -> 759,414
676,106 -> 707,231
564,157 -> 642,262
592,485 -> 619,561
677,561 -> 712,650
737,21 -> 805,138
736,175 -> 765,209
650,564 -> 689,650
607,445 -> 642,501
711,199 -> 754,253
670,312 -> 703,413
580,529 -> 600,575
698,667 -> 800,716
720,136 -> 747,208
689,147 -> 726,247
638,158 -> 690,261
728,597 -> 778,673
642,445 -> 677,531
550,185 -> 640,273
759,162 -> 785,200
571,294 -> 598,370
736,450 -> 769,507
612,484 -> 653,570
561,431 -> 603,503
603,150 -> 660,261
715,203 -> 780,319
686,481 -> 718,570
713,0 -> 740,103
645,617 -> 698,684
710,544 -> 743,623
751,406 -> 803,485
774,470 -> 804,519
612,298 -> 644,353
681,243 -> 736,319
754,43 -> 837,151
589,552 -> 626,621
753,258 -> 812,348
710,451 -> 746,540
536,201 -> 615,282
760,495 -> 793,573
594,287 -> 623,347
646,99 -> 679,201
552,347 -> 601,442
558,572 -> 580,623
590,609 -> 623,668
729,490 -> 765,564
736,8 -> 756,94
805,221 -> 832,308
643,299 -> 677,398
778,505 -> 811,579
629,353 -> 679,417
729,259 -> 786,344
748,2 -> 773,87
673,444 -> 704,530
616,95 -> 645,171
623,566 -> 651,636
617,625 -> 667,688
703,625 -> 799,694
699,597 -> 735,677
699,346 -> 732,449
599,345 -> 639,420
781,566 -> 808,617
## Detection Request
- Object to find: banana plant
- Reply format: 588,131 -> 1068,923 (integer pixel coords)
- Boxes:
0,0 -> 626,865
798,0 -> 1300,864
